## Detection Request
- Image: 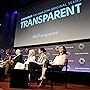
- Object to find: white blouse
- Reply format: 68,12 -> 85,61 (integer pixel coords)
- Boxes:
52,54 -> 67,65
24,56 -> 36,65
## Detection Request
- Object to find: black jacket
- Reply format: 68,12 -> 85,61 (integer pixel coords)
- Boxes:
13,54 -> 24,66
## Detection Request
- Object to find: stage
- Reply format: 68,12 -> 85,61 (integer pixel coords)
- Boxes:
0,76 -> 90,90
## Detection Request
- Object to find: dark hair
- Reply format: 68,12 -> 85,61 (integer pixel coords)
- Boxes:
6,49 -> 11,55
60,45 -> 67,54
40,48 -> 46,53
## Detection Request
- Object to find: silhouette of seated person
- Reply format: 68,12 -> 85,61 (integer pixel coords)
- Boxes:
24,49 -> 36,64
24,49 -> 36,70
13,49 -> 24,68
38,46 -> 67,87
3,49 -> 13,75
28,48 -> 48,81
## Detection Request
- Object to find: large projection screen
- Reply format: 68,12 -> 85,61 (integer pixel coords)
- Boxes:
14,0 -> 90,47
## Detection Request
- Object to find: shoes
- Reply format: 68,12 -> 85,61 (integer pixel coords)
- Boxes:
38,78 -> 42,80
38,77 -> 46,80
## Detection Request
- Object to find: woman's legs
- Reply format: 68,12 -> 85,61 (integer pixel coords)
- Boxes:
39,67 -> 47,80
4,63 -> 10,75
38,67 -> 47,87
5,66 -> 9,75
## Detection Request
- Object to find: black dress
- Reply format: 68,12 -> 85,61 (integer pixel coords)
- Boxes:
13,54 -> 24,67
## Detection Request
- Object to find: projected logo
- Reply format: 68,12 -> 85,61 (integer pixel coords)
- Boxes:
0,49 -> 4,54
78,43 -> 85,50
78,58 -> 86,65
25,48 -> 29,53
55,46 -> 59,51
20,0 -> 82,29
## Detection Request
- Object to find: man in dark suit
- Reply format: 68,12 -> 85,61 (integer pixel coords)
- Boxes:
13,49 -> 24,67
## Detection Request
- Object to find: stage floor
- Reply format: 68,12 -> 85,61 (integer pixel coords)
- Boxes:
0,76 -> 90,90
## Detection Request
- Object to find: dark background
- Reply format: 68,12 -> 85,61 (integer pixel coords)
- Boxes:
0,0 -> 40,48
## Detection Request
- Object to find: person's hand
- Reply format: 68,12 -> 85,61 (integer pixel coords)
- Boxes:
37,63 -> 42,65
49,61 -> 53,64
11,60 -> 14,63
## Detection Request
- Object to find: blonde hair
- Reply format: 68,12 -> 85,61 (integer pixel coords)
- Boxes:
6,49 -> 11,55
28,49 -> 35,57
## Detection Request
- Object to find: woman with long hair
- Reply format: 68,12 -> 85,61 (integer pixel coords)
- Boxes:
24,49 -> 36,65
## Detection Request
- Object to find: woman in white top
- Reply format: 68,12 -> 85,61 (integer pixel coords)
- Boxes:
38,45 -> 67,87
50,46 -> 67,66
24,49 -> 36,65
